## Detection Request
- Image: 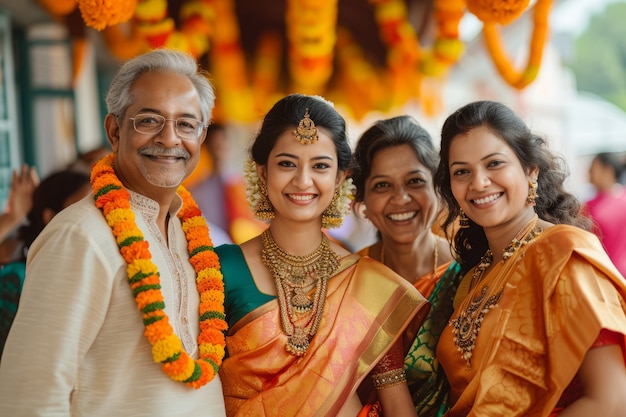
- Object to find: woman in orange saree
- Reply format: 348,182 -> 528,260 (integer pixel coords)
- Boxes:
434,100 -> 626,416
351,116 -> 464,417
215,94 -> 429,417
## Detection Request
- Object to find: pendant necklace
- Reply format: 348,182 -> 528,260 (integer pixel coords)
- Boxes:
261,228 -> 340,356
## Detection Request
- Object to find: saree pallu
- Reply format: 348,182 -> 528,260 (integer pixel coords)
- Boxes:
438,225 -> 626,417
405,261 -> 463,417
219,255 -> 429,417
357,246 -> 463,417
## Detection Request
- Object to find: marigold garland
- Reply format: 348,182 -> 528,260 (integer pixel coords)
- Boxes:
77,0 -> 137,31
481,0 -> 552,89
286,0 -> 338,94
90,153 -> 227,389
369,0 -> 421,108
467,0 -> 530,25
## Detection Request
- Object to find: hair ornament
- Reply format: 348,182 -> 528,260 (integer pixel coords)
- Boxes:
294,109 -> 319,145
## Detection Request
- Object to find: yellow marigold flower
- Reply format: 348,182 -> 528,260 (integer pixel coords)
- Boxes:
199,343 -> 226,359
152,333 -> 182,363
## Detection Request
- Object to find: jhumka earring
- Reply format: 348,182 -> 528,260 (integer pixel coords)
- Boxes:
459,209 -> 470,229
294,109 -> 319,145
527,179 -> 538,206
255,180 -> 275,220
322,188 -> 342,229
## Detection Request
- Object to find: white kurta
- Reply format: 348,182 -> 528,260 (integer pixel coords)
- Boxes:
0,191 -> 226,417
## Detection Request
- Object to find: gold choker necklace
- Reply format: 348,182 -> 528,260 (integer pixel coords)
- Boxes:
450,214 -> 542,369
261,228 -> 340,356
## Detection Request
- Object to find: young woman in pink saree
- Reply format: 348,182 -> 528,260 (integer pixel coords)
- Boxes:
215,94 -> 429,417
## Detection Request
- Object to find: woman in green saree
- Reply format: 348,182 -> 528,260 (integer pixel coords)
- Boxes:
215,95 -> 429,417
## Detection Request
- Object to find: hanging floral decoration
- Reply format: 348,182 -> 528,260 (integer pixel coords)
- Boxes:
286,0 -> 338,94
44,0 -> 550,120
417,0 -> 465,116
208,0 -> 256,122
251,31 -> 284,116
37,0 -> 78,16
77,0 -> 137,31
334,28 -> 387,120
467,0 -> 530,25
369,0 -> 422,109
478,0 -> 553,88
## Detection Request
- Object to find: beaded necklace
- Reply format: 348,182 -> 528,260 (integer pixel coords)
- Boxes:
91,154 -> 227,388
261,228 -> 340,356
449,214 -> 542,369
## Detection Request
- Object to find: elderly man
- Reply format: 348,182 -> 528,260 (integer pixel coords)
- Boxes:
0,49 -> 227,416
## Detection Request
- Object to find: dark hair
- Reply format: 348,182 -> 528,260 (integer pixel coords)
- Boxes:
250,94 -> 352,171
351,115 -> 438,202
17,170 -> 91,250
594,152 -> 625,183
435,100 -> 591,270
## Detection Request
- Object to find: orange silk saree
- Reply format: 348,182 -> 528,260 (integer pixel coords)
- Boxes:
438,225 -> 626,416
219,255 -> 429,417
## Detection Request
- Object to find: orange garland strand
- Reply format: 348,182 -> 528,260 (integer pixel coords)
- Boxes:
481,0 -> 553,89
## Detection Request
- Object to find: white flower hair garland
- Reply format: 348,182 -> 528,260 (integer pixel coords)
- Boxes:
243,158 -> 354,228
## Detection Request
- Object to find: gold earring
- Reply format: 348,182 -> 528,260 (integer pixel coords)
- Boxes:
255,180 -> 275,220
527,179 -> 538,206
459,209 -> 470,228
322,188 -> 342,229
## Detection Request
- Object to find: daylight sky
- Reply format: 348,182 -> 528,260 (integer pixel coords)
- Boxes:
551,0 -> 625,34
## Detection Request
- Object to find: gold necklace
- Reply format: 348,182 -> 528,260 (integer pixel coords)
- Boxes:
380,233 -> 439,280
450,214 -> 541,369
261,228 -> 340,356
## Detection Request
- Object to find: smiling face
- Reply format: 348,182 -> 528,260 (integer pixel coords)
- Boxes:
105,70 -> 206,200
257,128 -> 344,226
448,125 -> 537,231
363,144 -> 437,245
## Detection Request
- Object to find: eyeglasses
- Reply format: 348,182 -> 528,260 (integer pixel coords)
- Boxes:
129,113 -> 207,141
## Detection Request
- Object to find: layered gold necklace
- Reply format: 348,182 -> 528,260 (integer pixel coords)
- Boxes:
449,214 -> 542,369
261,228 -> 340,356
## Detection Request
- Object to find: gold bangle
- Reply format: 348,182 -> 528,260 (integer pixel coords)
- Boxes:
371,367 -> 407,390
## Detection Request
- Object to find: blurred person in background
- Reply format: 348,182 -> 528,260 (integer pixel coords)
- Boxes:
0,165 -> 39,264
190,123 -> 265,243
0,169 -> 90,356
584,152 -> 626,276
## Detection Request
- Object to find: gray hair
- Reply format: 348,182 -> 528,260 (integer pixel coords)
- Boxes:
105,49 -> 215,124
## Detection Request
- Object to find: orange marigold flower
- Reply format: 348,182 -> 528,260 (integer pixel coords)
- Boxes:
200,318 -> 228,332
187,361 -> 215,389
121,241 -> 152,263
135,289 -> 165,310
162,355 -> 196,380
77,0 -> 137,31
198,329 -> 226,345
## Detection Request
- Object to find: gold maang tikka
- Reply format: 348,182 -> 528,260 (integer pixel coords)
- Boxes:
294,109 -> 319,144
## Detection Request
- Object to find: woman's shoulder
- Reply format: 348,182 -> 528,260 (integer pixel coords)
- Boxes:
215,243 -> 242,257
215,244 -> 247,271
536,224 -> 602,252
524,224 -> 623,286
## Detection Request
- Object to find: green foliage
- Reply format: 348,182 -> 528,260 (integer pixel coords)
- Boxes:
569,2 -> 626,111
